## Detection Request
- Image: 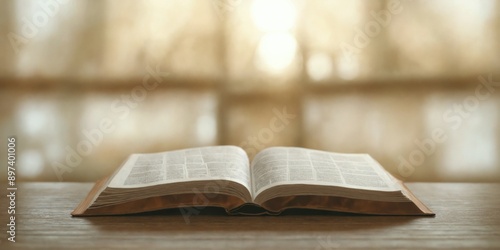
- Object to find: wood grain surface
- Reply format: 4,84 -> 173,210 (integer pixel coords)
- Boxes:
1,182 -> 499,249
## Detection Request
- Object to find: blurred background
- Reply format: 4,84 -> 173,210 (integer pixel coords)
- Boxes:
0,0 -> 499,182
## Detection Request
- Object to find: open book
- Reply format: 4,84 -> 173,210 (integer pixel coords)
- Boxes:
72,146 -> 434,216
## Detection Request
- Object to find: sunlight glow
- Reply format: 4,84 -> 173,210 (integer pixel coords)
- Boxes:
251,0 -> 296,32
256,32 -> 297,74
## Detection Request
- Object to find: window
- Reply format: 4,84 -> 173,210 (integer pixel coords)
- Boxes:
1,0 -> 499,182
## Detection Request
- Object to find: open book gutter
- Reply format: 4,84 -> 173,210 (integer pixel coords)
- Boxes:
72,146 -> 434,216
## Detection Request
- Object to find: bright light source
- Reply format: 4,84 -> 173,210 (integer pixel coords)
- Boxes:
307,52 -> 333,81
256,32 -> 297,74
251,0 -> 296,32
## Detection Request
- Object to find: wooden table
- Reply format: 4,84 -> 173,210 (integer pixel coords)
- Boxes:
1,183 -> 499,249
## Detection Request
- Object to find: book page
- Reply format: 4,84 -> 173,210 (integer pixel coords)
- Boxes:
251,147 -> 400,197
108,146 -> 251,191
